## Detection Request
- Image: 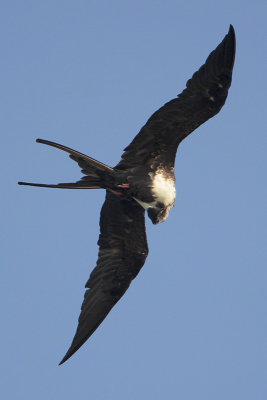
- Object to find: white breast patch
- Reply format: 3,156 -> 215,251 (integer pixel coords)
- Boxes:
151,172 -> 176,206
133,171 -> 176,211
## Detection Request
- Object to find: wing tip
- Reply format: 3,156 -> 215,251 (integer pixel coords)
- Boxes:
225,24 -> 236,71
229,24 -> 235,35
227,24 -> 236,47
58,339 -> 87,366
58,355 -> 69,366
58,339 -> 83,365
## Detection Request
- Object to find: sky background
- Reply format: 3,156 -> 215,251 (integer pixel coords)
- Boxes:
1,1 -> 266,399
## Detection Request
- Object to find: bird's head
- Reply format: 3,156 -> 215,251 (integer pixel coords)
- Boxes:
147,205 -> 172,225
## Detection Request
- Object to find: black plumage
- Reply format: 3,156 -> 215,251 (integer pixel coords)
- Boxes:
18,26 -> 236,364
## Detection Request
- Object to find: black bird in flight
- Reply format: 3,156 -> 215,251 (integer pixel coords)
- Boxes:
18,25 -> 236,364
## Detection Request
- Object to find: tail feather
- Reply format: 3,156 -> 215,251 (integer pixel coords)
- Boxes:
18,139 -> 115,189
17,181 -> 102,189
36,138 -> 113,173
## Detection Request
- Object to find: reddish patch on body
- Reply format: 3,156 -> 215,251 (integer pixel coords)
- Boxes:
109,183 -> 130,196
117,183 -> 130,188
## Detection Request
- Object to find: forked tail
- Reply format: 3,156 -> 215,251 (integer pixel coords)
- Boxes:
18,139 -> 115,189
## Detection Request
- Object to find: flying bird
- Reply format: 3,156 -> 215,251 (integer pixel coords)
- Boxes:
18,25 -> 236,364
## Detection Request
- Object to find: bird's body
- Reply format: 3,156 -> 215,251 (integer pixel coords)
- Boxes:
132,169 -> 176,223
18,26 -> 236,364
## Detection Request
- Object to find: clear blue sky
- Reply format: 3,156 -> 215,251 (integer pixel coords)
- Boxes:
2,1 -> 266,399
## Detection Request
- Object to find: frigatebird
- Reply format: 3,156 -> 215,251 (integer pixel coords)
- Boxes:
18,25 -> 236,364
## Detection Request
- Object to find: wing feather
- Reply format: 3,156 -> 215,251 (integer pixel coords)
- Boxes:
116,25 -> 235,170
59,191 -> 148,364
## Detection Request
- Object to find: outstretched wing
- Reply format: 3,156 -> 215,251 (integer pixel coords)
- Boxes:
116,25 -> 236,170
59,191 -> 148,364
